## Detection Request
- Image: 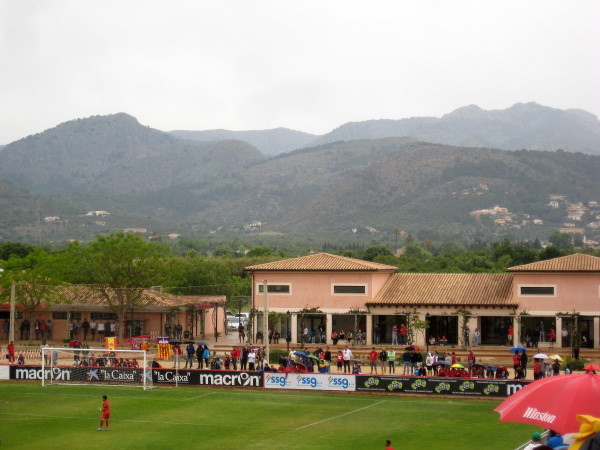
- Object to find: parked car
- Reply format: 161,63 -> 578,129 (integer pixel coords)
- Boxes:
227,317 -> 245,330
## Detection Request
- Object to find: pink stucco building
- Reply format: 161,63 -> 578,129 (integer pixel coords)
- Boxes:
247,253 -> 600,349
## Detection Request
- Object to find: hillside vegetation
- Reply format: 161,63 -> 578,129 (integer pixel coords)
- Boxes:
0,113 -> 264,195
0,107 -> 599,244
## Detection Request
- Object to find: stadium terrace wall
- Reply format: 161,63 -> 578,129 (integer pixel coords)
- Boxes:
3,366 -> 531,397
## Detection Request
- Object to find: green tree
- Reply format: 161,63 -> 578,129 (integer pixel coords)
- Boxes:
548,231 -> 573,250
0,268 -> 65,343
71,233 -> 169,340
363,245 -> 392,261
0,242 -> 37,261
539,246 -> 563,260
246,246 -> 274,257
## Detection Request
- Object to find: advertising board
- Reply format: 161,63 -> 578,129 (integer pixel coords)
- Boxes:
153,369 -> 263,387
9,364 -> 147,384
264,373 -> 355,391
356,375 -> 531,397
8,365 -> 262,387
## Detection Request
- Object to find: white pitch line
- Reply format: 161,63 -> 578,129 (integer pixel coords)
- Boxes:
183,392 -> 217,400
295,399 -> 387,430
0,412 -> 295,430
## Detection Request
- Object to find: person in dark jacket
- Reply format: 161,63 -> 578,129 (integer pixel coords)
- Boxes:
196,344 -> 203,369
184,342 -> 195,369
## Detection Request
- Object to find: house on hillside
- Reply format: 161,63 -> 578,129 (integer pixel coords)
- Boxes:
246,253 -> 600,349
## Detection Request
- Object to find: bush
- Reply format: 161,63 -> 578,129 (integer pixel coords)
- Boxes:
563,356 -> 590,372
270,349 -> 288,363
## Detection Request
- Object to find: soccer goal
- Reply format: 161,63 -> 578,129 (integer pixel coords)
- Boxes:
41,347 -> 153,390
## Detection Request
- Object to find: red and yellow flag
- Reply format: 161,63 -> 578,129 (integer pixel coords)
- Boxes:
105,337 -> 117,350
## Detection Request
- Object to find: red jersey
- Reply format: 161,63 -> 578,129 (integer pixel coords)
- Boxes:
101,399 -> 110,419
369,350 -> 378,362
173,345 -> 181,355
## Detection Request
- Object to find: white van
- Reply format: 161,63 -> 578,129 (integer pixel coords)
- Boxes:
227,317 -> 248,330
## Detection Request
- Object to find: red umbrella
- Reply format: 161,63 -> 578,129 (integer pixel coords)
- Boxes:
494,371 -> 600,434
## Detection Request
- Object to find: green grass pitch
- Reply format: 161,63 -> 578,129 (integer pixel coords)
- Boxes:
0,381 -> 536,449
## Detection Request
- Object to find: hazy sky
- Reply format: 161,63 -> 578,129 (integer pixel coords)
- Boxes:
1,0 -> 599,144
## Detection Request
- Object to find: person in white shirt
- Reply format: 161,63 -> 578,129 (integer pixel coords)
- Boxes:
248,350 -> 256,370
342,346 -> 352,373
90,320 -> 97,340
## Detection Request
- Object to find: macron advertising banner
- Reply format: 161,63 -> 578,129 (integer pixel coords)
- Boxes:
355,375 -> 531,397
9,364 -> 148,384
8,365 -> 262,388
152,369 -> 263,388
264,373 -> 356,391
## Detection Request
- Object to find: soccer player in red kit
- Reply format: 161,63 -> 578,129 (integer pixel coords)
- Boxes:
98,395 -> 110,431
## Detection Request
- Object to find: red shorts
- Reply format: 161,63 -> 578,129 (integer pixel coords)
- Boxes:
102,411 -> 110,420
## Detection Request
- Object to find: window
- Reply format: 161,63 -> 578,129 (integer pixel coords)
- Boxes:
257,284 -> 291,294
332,284 -> 367,295
91,313 -> 118,320
519,285 -> 555,296
52,312 -> 82,320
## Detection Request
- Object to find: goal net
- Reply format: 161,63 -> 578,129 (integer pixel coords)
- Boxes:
41,347 -> 153,390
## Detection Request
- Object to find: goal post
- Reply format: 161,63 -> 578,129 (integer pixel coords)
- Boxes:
41,347 -> 153,390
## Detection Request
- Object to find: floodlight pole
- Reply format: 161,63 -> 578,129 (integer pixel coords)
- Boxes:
263,280 -> 269,365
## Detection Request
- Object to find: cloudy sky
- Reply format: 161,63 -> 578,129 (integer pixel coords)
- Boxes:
1,0 -> 598,144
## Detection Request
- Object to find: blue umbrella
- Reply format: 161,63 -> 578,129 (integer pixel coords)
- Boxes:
484,365 -> 497,371
509,345 -> 526,354
294,351 -> 308,357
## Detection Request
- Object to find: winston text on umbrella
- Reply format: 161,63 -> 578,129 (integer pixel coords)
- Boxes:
523,407 -> 557,424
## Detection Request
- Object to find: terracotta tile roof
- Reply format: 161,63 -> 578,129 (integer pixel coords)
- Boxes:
245,253 -> 397,272
369,273 -> 515,306
508,253 -> 600,272
23,285 -> 225,311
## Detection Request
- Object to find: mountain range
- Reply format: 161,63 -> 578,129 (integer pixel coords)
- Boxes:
0,114 -> 263,195
0,103 -> 599,244
171,102 -> 600,156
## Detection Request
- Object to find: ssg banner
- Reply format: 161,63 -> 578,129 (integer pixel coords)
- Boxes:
264,373 -> 355,391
